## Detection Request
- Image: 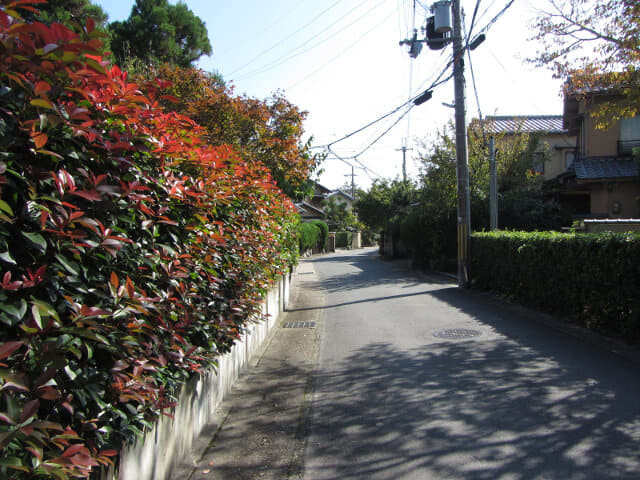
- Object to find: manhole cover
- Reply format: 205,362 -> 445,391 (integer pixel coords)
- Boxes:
433,328 -> 482,339
282,321 -> 316,328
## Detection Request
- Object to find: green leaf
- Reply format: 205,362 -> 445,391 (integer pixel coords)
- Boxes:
54,254 -> 79,276
30,99 -> 54,110
0,200 -> 13,217
31,300 -> 60,322
22,232 -> 47,254
1,456 -> 30,472
0,251 -> 16,265
0,303 -> 21,319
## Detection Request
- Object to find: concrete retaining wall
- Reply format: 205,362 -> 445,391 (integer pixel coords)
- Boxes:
102,272 -> 292,480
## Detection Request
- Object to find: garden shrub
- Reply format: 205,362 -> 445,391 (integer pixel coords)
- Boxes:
308,220 -> 328,250
297,222 -> 320,252
0,3 -> 300,478
472,231 -> 640,341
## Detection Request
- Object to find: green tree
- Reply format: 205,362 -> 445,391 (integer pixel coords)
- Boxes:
23,0 -> 108,27
531,0 -> 640,126
355,179 -> 419,232
322,197 -> 357,231
110,0 -> 212,67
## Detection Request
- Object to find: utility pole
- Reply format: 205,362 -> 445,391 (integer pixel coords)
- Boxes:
344,166 -> 356,198
396,144 -> 414,182
452,0 -> 471,289
489,136 -> 498,230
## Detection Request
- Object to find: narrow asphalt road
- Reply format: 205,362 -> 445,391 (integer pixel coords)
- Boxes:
302,247 -> 640,480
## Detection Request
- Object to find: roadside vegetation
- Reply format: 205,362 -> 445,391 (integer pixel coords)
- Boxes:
0,1 -> 319,478
355,121 -> 570,270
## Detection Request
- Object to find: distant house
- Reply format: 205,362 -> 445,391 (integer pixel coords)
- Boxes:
295,182 -> 355,222
296,201 -> 326,222
484,115 -> 577,180
554,87 -> 640,218
325,189 -> 354,211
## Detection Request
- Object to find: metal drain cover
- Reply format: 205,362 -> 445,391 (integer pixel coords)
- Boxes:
282,321 -> 316,328
433,328 -> 481,339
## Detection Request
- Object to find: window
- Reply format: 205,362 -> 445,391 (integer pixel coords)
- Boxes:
533,153 -> 544,174
565,151 -> 575,169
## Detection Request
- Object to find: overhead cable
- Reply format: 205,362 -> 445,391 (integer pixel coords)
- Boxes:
286,7 -> 397,91
227,0 -> 345,77
235,0 -> 383,81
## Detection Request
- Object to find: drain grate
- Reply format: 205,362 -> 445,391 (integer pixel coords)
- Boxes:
298,272 -> 314,275
282,321 -> 316,329
433,328 -> 481,339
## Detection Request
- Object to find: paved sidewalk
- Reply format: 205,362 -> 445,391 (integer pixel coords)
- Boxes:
171,260 -> 323,480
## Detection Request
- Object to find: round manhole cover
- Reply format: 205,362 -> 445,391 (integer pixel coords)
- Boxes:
433,328 -> 482,339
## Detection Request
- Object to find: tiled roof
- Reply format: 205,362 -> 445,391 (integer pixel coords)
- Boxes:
484,115 -> 567,134
573,157 -> 640,180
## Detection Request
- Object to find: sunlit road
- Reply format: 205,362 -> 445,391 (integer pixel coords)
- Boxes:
302,248 -> 640,480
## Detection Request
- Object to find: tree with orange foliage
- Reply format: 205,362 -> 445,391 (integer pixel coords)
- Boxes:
532,0 -> 640,126
135,63 -> 321,200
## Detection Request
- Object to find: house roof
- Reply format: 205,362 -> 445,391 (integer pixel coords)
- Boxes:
327,190 -> 354,202
296,201 -> 325,216
484,115 -> 567,134
573,157 -> 639,180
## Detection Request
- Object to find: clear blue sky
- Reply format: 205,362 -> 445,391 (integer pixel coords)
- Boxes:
94,0 -> 565,190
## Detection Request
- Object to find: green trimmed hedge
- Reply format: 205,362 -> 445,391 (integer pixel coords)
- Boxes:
297,222 -> 321,252
308,220 -> 329,250
471,231 -> 640,341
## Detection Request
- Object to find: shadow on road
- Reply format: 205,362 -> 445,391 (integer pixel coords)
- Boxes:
305,249 -> 640,479
309,339 -> 640,479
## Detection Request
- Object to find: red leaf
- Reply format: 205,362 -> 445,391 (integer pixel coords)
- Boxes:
125,277 -> 134,298
110,271 -> 119,290
31,131 -> 48,149
62,444 -> 85,457
71,190 -> 102,202
0,341 -> 23,360
20,399 -> 40,423
36,385 -> 61,400
34,366 -> 58,388
34,80 -> 51,95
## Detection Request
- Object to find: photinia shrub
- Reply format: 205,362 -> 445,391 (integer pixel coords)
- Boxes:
0,1 -> 301,478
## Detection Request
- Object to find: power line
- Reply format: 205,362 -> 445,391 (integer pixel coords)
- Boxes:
355,104 -> 414,157
314,55 -> 455,151
235,0 -> 383,81
285,7 -> 397,91
477,0 -> 518,34
227,0 -> 345,77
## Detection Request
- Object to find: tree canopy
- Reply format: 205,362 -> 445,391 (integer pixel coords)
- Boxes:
531,0 -> 640,124
130,63 -> 320,200
110,0 -> 212,67
22,0 -> 108,28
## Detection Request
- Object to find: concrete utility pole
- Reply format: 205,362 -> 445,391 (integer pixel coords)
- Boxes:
452,0 -> 471,289
396,144 -> 414,182
489,136 -> 498,230
344,166 -> 356,198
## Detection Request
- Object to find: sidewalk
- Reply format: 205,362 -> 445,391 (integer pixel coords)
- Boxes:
170,260 -> 323,480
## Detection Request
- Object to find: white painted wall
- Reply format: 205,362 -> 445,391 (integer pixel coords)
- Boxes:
101,271 -> 292,480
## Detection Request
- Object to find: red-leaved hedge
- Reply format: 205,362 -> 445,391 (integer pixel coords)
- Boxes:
0,1 -> 299,478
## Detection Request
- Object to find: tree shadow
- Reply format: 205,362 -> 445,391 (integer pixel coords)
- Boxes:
307,338 -> 640,479
304,250 -> 640,479
308,248 -> 452,295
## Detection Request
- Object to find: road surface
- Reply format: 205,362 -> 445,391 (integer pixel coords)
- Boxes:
302,248 -> 640,480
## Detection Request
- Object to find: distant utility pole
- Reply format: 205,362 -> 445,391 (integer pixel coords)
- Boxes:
344,166 -> 356,198
452,0 -> 471,289
489,137 -> 498,230
396,144 -> 413,182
